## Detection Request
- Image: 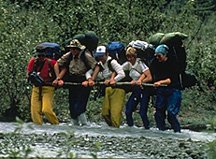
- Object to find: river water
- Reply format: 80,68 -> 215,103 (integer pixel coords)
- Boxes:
0,122 -> 215,158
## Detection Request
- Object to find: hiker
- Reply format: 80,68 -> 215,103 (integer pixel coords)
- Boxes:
122,47 -> 152,129
27,44 -> 59,125
53,39 -> 97,126
85,45 -> 125,128
152,44 -> 182,132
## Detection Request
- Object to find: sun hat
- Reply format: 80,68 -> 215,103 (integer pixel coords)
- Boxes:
66,39 -> 85,50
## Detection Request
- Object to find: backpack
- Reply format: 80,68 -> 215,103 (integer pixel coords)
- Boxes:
160,32 -> 188,73
127,40 -> 155,67
71,31 -> 99,53
148,33 -> 165,47
148,32 -> 198,89
106,41 -> 126,65
35,42 -> 62,60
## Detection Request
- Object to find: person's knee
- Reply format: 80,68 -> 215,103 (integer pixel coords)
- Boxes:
167,107 -> 178,117
42,106 -> 52,114
125,109 -> 133,116
139,111 -> 147,119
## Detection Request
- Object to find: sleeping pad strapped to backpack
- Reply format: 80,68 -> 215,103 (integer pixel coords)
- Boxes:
148,32 -> 198,89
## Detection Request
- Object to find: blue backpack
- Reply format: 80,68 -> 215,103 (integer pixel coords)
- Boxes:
35,42 -> 62,60
106,41 -> 126,64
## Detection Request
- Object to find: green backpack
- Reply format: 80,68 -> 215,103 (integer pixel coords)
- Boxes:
148,32 -> 198,89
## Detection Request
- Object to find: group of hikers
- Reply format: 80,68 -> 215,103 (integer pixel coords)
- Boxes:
27,31 -> 190,133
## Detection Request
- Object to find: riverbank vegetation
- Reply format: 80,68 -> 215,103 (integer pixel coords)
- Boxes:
0,0 -> 216,133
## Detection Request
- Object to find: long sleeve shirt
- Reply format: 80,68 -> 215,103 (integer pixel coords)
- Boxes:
86,56 -> 125,82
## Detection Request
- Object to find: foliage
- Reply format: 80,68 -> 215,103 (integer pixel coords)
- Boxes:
0,0 -> 216,128
207,139 -> 216,159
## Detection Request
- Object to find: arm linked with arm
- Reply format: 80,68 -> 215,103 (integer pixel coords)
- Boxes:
83,64 -> 101,87
142,69 -> 152,83
154,78 -> 171,87
111,60 -> 125,82
52,62 -> 67,87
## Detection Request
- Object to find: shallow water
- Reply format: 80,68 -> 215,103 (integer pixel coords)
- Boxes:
0,122 -> 215,158
1,122 -> 215,141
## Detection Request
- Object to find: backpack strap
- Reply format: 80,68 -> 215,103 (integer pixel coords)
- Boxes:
32,58 -> 46,100
68,49 -> 91,70
131,60 -> 144,74
80,49 -> 92,70
33,58 -> 46,73
107,58 -> 115,72
47,59 -> 56,82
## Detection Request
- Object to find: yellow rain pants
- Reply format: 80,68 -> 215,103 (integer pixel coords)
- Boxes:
102,87 -> 126,128
31,86 -> 59,125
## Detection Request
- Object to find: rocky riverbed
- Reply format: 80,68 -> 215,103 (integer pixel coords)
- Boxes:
0,122 -> 215,158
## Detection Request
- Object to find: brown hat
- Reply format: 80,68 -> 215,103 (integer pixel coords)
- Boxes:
126,47 -> 137,56
67,39 -> 86,50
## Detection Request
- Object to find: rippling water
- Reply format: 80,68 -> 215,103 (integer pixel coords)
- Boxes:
1,122 -> 215,141
0,122 -> 215,158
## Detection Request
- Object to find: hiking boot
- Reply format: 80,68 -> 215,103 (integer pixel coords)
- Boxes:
78,113 -> 88,126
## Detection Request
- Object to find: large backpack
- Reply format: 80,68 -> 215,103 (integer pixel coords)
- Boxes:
148,32 -> 188,73
106,41 -> 126,65
160,32 -> 188,73
35,42 -> 62,60
148,32 -> 198,89
127,40 -> 155,67
71,31 -> 99,53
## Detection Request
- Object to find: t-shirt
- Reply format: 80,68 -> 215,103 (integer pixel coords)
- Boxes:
27,57 -> 56,82
151,58 -> 181,89
122,58 -> 149,80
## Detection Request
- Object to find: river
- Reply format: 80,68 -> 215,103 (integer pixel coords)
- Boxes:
0,122 -> 215,158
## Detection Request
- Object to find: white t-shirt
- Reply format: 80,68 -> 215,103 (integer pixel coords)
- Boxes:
122,58 -> 149,80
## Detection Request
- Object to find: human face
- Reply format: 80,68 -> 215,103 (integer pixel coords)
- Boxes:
155,53 -> 167,62
70,47 -> 81,56
96,54 -> 107,64
126,54 -> 136,65
37,54 -> 45,60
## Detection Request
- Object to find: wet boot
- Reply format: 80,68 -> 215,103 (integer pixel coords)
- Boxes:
78,113 -> 88,126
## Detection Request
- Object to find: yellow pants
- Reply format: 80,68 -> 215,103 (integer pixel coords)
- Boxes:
31,86 -> 59,125
102,87 -> 125,128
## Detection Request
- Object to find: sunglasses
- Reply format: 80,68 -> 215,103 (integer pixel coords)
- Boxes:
155,54 -> 163,58
126,55 -> 135,58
